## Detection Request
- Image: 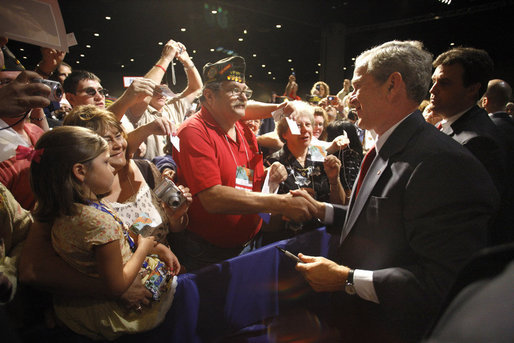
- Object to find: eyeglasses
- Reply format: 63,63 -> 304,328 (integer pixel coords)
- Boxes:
229,87 -> 252,99
78,87 -> 108,97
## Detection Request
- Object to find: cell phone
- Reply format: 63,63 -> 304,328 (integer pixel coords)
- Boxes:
277,247 -> 302,263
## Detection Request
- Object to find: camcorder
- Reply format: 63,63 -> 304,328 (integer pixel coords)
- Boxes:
154,178 -> 186,209
32,79 -> 63,102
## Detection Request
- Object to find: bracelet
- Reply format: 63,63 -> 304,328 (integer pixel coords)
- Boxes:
155,64 -> 166,73
30,116 -> 45,121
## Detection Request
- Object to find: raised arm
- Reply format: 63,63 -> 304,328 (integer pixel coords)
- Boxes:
35,47 -> 65,79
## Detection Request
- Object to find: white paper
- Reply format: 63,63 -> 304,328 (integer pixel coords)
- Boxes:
66,32 -> 77,47
170,135 -> 180,152
286,117 -> 300,135
0,0 -> 70,52
271,108 -> 285,121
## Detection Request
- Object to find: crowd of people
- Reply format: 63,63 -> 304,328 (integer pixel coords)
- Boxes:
1,32 -> 513,343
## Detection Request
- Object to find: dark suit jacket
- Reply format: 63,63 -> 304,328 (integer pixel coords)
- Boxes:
443,106 -> 507,196
444,106 -> 511,244
329,111 -> 499,342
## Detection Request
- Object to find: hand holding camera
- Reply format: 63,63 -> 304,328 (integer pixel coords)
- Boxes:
0,71 -> 53,117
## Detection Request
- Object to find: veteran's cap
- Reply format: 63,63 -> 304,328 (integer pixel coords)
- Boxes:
202,56 -> 245,84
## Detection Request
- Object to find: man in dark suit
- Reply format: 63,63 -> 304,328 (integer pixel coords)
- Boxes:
430,49 -> 511,244
293,41 -> 499,342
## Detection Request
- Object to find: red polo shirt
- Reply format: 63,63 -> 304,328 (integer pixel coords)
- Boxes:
175,107 -> 264,248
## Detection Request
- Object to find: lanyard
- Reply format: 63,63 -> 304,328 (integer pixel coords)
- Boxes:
224,125 -> 249,168
88,200 -> 136,251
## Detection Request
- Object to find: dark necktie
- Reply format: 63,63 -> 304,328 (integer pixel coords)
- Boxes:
354,146 -> 376,198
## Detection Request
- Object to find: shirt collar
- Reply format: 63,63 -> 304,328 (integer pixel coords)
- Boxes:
439,105 -> 474,130
374,112 -> 412,153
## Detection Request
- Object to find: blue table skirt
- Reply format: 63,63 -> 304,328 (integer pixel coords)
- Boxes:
128,227 -> 339,342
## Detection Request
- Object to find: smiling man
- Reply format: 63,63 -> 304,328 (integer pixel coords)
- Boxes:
174,56 -> 316,271
291,41 -> 499,342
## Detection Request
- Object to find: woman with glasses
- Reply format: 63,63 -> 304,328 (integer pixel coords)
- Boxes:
63,105 -> 192,252
258,101 -> 346,246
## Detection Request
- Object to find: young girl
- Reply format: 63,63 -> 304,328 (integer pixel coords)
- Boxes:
30,126 -> 177,340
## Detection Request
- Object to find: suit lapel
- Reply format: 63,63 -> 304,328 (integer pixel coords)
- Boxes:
340,110 -> 427,244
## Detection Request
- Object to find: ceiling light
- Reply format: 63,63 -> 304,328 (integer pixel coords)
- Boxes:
268,71 -> 272,75
243,30 -> 247,34
291,68 -> 294,71
80,54 -> 85,57
434,16 -> 440,20
193,50 -> 196,53
450,42 -> 455,46
22,56 -> 27,59
261,64 -> 266,68
249,75 -> 253,78
130,58 -> 134,62
94,33 -> 99,37
351,57 -> 355,61
105,16 -> 111,20
181,28 -> 186,32
252,54 -> 257,57
121,65 -> 124,68
343,67 -> 347,70
158,42 -> 163,45
76,61 -> 80,64
210,48 -> 215,52
211,10 -> 217,14
86,45 -> 91,48
315,71 -> 319,74
276,24 -> 282,29
238,38 -> 243,41
318,63 -> 321,67
288,59 -> 292,62
19,48 -> 24,51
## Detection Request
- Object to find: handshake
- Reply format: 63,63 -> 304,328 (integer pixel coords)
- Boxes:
279,189 -> 326,223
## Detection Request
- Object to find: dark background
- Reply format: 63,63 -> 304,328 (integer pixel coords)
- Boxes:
7,0 -> 514,102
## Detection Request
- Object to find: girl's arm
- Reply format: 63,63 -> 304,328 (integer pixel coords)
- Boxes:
151,243 -> 181,275
95,235 -> 156,297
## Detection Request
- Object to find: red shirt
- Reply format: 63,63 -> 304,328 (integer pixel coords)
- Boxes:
175,107 -> 264,248
0,123 -> 44,210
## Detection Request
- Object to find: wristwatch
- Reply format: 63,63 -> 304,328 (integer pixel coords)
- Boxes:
344,268 -> 356,295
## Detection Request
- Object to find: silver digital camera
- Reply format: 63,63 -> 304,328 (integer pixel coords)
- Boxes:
33,79 -> 63,102
154,178 -> 186,209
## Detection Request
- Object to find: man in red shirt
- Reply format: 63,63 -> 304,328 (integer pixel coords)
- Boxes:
175,56 -> 315,271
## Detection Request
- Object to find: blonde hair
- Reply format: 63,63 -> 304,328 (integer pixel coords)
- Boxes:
64,105 -> 127,138
31,126 -> 108,223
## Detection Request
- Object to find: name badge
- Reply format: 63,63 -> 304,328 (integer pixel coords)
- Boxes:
235,165 -> 254,191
